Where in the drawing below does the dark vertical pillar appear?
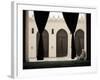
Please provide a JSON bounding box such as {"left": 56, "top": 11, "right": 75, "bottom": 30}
{"left": 63, "top": 12, "right": 79, "bottom": 59}
{"left": 72, "top": 34, "right": 76, "bottom": 58}
{"left": 37, "top": 33, "right": 44, "bottom": 60}
{"left": 34, "top": 11, "right": 49, "bottom": 60}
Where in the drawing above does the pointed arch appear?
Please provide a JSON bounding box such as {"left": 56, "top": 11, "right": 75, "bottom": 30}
{"left": 56, "top": 29, "right": 68, "bottom": 57}
{"left": 75, "top": 29, "right": 84, "bottom": 56}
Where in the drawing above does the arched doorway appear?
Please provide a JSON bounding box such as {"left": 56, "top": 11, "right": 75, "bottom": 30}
{"left": 37, "top": 30, "right": 49, "bottom": 57}
{"left": 56, "top": 29, "right": 68, "bottom": 57}
{"left": 75, "top": 29, "right": 84, "bottom": 56}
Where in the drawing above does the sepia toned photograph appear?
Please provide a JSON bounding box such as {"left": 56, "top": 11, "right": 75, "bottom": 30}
{"left": 11, "top": 1, "right": 97, "bottom": 78}
{"left": 23, "top": 10, "right": 91, "bottom": 69}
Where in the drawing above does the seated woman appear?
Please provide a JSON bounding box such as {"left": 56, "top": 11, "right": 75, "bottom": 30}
{"left": 74, "top": 49, "right": 87, "bottom": 61}
{"left": 79, "top": 49, "right": 87, "bottom": 60}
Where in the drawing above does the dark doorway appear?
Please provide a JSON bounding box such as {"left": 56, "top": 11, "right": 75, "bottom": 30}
{"left": 37, "top": 30, "right": 49, "bottom": 57}
{"left": 56, "top": 29, "right": 68, "bottom": 57}
{"left": 75, "top": 30, "right": 84, "bottom": 56}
